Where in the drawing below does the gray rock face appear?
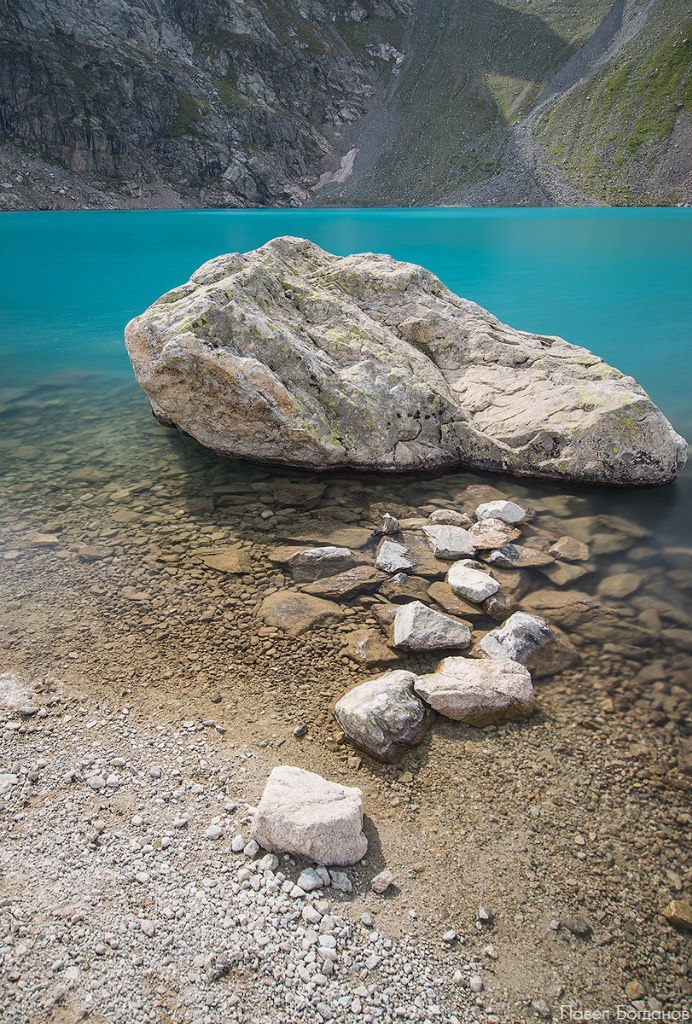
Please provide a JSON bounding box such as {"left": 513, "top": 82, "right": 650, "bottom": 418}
{"left": 0, "top": 0, "right": 412, "bottom": 210}
{"left": 476, "top": 501, "right": 526, "bottom": 524}
{"left": 376, "top": 540, "right": 413, "bottom": 574}
{"left": 333, "top": 670, "right": 433, "bottom": 762}
{"left": 125, "top": 237, "right": 687, "bottom": 486}
{"left": 251, "top": 765, "right": 367, "bottom": 866}
{"left": 393, "top": 601, "right": 472, "bottom": 651}
{"left": 414, "top": 658, "right": 535, "bottom": 725}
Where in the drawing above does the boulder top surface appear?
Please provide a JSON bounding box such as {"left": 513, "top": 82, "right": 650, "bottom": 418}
{"left": 125, "top": 236, "right": 687, "bottom": 486}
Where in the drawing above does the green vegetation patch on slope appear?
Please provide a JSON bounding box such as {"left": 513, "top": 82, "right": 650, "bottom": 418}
{"left": 536, "top": 6, "right": 691, "bottom": 205}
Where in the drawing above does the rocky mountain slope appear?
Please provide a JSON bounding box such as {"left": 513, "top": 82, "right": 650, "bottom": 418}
{"left": 0, "top": 0, "right": 412, "bottom": 210}
{"left": 315, "top": 0, "right": 691, "bottom": 207}
{"left": 0, "top": 0, "right": 689, "bottom": 210}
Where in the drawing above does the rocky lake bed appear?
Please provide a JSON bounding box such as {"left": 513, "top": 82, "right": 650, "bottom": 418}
{"left": 1, "top": 370, "right": 691, "bottom": 1024}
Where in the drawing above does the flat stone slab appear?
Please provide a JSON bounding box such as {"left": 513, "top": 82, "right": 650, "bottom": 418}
{"left": 197, "top": 547, "right": 252, "bottom": 574}
{"left": 302, "top": 565, "right": 386, "bottom": 600}
{"left": 251, "top": 765, "right": 367, "bottom": 865}
{"left": 259, "top": 591, "right": 345, "bottom": 636}
{"left": 422, "top": 524, "right": 477, "bottom": 560}
{"left": 125, "top": 236, "right": 687, "bottom": 485}
{"left": 414, "top": 658, "right": 534, "bottom": 725}
{"left": 486, "top": 544, "right": 554, "bottom": 568}
{"left": 268, "top": 545, "right": 356, "bottom": 582}
{"left": 468, "top": 518, "right": 520, "bottom": 550}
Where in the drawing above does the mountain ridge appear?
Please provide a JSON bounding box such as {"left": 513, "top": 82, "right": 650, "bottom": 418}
{"left": 0, "top": 0, "right": 689, "bottom": 210}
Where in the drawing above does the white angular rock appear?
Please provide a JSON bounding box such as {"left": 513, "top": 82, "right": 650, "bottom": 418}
{"left": 374, "top": 513, "right": 400, "bottom": 536}
{"left": 251, "top": 765, "right": 367, "bottom": 866}
{"left": 333, "top": 670, "right": 432, "bottom": 763}
{"left": 447, "top": 562, "right": 499, "bottom": 603}
{"left": 393, "top": 601, "right": 471, "bottom": 651}
{"left": 479, "top": 611, "right": 578, "bottom": 677}
{"left": 414, "top": 657, "right": 534, "bottom": 725}
{"left": 125, "top": 237, "right": 687, "bottom": 486}
{"left": 376, "top": 539, "right": 413, "bottom": 573}
{"left": 423, "top": 524, "right": 477, "bottom": 560}
{"left": 476, "top": 500, "right": 526, "bottom": 524}
{"left": 297, "top": 867, "right": 324, "bottom": 892}
{"left": 478, "top": 611, "right": 551, "bottom": 661}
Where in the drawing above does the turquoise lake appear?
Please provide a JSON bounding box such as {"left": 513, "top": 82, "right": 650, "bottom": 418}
{"left": 2, "top": 207, "right": 690, "bottom": 541}
{"left": 2, "top": 208, "right": 690, "bottom": 429}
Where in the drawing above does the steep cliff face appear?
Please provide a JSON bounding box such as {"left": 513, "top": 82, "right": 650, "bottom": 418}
{"left": 0, "top": 0, "right": 411, "bottom": 209}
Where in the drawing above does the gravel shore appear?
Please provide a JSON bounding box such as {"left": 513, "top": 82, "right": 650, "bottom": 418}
{"left": 1, "top": 672, "right": 484, "bottom": 1024}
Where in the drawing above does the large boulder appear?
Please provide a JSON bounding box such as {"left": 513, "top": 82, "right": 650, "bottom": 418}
{"left": 333, "top": 670, "right": 433, "bottom": 762}
{"left": 125, "top": 237, "right": 687, "bottom": 486}
{"left": 251, "top": 766, "right": 367, "bottom": 866}
{"left": 414, "top": 658, "right": 535, "bottom": 725}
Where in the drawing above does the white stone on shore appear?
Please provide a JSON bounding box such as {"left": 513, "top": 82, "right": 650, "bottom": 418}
{"left": 251, "top": 765, "right": 368, "bottom": 866}
{"left": 371, "top": 869, "right": 395, "bottom": 894}
{"left": 375, "top": 539, "right": 413, "bottom": 573}
{"left": 393, "top": 600, "right": 472, "bottom": 651}
{"left": 479, "top": 610, "right": 578, "bottom": 677}
{"left": 298, "top": 867, "right": 324, "bottom": 892}
{"left": 447, "top": 561, "right": 499, "bottom": 602}
{"left": 423, "top": 524, "right": 476, "bottom": 560}
{"left": 478, "top": 611, "right": 552, "bottom": 663}
{"left": 476, "top": 500, "right": 526, "bottom": 524}
{"left": 414, "top": 657, "right": 535, "bottom": 725}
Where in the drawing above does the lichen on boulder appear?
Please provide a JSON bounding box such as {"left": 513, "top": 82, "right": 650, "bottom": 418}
{"left": 125, "top": 236, "right": 687, "bottom": 486}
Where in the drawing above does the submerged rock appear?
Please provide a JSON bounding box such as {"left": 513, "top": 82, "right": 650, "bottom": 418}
{"left": 334, "top": 670, "right": 433, "bottom": 762}
{"left": 268, "top": 545, "right": 356, "bottom": 582}
{"left": 414, "top": 658, "right": 534, "bottom": 725}
{"left": 302, "top": 565, "right": 386, "bottom": 600}
{"left": 259, "top": 591, "right": 345, "bottom": 636}
{"left": 251, "top": 766, "right": 367, "bottom": 866}
{"left": 125, "top": 237, "right": 687, "bottom": 486}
